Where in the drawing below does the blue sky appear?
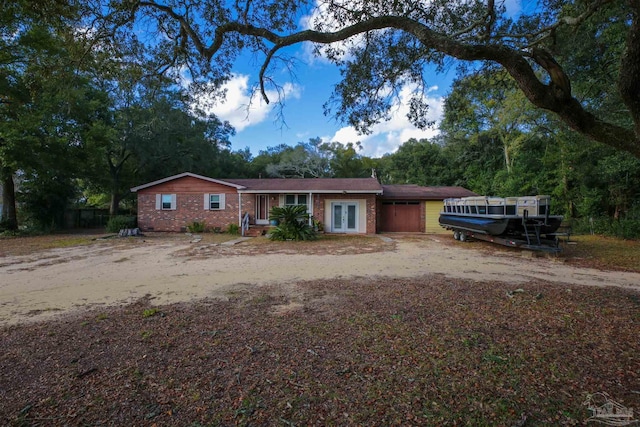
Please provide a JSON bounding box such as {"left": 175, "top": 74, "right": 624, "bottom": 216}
{"left": 200, "top": 47, "right": 455, "bottom": 159}
{"left": 195, "top": 0, "right": 529, "bottom": 159}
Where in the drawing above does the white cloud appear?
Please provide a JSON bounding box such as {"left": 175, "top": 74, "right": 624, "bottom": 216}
{"left": 504, "top": 0, "right": 523, "bottom": 17}
{"left": 328, "top": 85, "right": 444, "bottom": 158}
{"left": 299, "top": 0, "right": 365, "bottom": 64}
{"left": 193, "top": 75, "right": 301, "bottom": 132}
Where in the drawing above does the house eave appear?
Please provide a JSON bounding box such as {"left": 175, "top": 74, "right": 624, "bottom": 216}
{"left": 238, "top": 190, "right": 383, "bottom": 195}
{"left": 130, "top": 172, "right": 247, "bottom": 192}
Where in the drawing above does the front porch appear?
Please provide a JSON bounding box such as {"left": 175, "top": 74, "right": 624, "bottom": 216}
{"left": 240, "top": 192, "right": 376, "bottom": 235}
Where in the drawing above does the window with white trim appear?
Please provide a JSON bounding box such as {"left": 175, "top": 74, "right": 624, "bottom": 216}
{"left": 155, "top": 194, "right": 176, "bottom": 210}
{"left": 161, "top": 194, "right": 173, "bottom": 210}
{"left": 284, "top": 194, "right": 308, "bottom": 207}
{"left": 204, "top": 193, "right": 225, "bottom": 210}
{"left": 210, "top": 194, "right": 221, "bottom": 210}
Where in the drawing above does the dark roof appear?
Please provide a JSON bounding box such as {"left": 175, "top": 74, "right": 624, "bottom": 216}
{"left": 131, "top": 172, "right": 382, "bottom": 193}
{"left": 381, "top": 185, "right": 477, "bottom": 200}
{"left": 228, "top": 177, "right": 382, "bottom": 193}
{"left": 130, "top": 172, "right": 475, "bottom": 199}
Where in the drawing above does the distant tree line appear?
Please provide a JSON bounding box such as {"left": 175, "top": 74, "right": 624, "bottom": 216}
{"left": 1, "top": 1, "right": 638, "bottom": 238}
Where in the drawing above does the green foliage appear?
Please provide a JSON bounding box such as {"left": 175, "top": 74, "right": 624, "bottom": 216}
{"left": 572, "top": 218, "right": 640, "bottom": 240}
{"left": 253, "top": 139, "right": 375, "bottom": 179}
{"left": 227, "top": 223, "right": 240, "bottom": 235}
{"left": 106, "top": 216, "right": 136, "bottom": 233}
{"left": 0, "top": 218, "right": 17, "bottom": 234}
{"left": 265, "top": 138, "right": 330, "bottom": 178}
{"left": 268, "top": 205, "right": 317, "bottom": 241}
{"left": 3, "top": 0, "right": 639, "bottom": 235}
{"left": 380, "top": 138, "right": 453, "bottom": 185}
{"left": 142, "top": 308, "right": 159, "bottom": 318}
{"left": 187, "top": 221, "right": 207, "bottom": 233}
{"left": 18, "top": 173, "right": 78, "bottom": 232}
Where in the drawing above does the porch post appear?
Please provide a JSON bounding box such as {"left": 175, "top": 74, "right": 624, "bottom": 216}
{"left": 238, "top": 192, "right": 242, "bottom": 225}
{"left": 308, "top": 192, "right": 313, "bottom": 226}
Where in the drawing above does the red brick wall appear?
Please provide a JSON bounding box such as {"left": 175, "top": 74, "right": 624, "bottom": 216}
{"left": 137, "top": 177, "right": 240, "bottom": 232}
{"left": 365, "top": 194, "right": 377, "bottom": 234}
{"left": 135, "top": 175, "right": 380, "bottom": 233}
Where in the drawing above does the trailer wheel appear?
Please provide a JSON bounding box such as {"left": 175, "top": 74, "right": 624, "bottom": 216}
{"left": 453, "top": 230, "right": 460, "bottom": 240}
{"left": 459, "top": 231, "right": 467, "bottom": 242}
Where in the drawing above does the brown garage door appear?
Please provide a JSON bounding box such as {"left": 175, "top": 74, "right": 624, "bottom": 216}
{"left": 381, "top": 201, "right": 421, "bottom": 232}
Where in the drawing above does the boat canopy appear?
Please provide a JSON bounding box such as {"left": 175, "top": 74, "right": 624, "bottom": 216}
{"left": 443, "top": 195, "right": 551, "bottom": 216}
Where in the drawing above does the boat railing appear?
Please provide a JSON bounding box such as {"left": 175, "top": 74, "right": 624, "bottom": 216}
{"left": 443, "top": 196, "right": 551, "bottom": 217}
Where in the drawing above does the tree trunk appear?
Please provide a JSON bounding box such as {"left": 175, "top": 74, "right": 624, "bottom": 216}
{"left": 109, "top": 191, "right": 120, "bottom": 218}
{"left": 500, "top": 133, "right": 512, "bottom": 174}
{"left": 1, "top": 168, "right": 18, "bottom": 230}
{"left": 107, "top": 152, "right": 124, "bottom": 218}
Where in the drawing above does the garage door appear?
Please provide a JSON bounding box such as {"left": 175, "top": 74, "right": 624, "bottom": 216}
{"left": 381, "top": 201, "right": 421, "bottom": 232}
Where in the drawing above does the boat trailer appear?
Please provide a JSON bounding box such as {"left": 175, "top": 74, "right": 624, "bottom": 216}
{"left": 449, "top": 227, "right": 563, "bottom": 253}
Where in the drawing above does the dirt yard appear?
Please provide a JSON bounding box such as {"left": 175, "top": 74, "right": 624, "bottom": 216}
{"left": 1, "top": 233, "right": 639, "bottom": 325}
{"left": 2, "top": 233, "right": 640, "bottom": 426}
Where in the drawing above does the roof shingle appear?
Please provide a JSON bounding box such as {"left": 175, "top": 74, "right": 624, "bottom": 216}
{"left": 381, "top": 185, "right": 477, "bottom": 200}
{"left": 226, "top": 177, "right": 382, "bottom": 193}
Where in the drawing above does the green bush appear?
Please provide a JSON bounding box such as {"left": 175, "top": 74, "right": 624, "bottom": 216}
{"left": 268, "top": 205, "right": 317, "bottom": 241}
{"left": 227, "top": 223, "right": 240, "bottom": 235}
{"left": 0, "top": 219, "right": 13, "bottom": 233}
{"left": 106, "top": 215, "right": 136, "bottom": 233}
{"left": 187, "top": 220, "right": 207, "bottom": 233}
{"left": 572, "top": 217, "right": 640, "bottom": 240}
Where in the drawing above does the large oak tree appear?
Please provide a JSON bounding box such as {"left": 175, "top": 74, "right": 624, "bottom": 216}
{"left": 94, "top": 0, "right": 640, "bottom": 158}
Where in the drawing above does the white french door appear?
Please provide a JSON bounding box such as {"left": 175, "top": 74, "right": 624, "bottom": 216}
{"left": 331, "top": 202, "right": 358, "bottom": 233}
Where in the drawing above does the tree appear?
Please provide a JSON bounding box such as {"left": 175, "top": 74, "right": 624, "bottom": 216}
{"left": 265, "top": 138, "right": 330, "bottom": 178}
{"left": 321, "top": 141, "right": 373, "bottom": 178}
{"left": 96, "top": 0, "right": 640, "bottom": 158}
{"left": 261, "top": 138, "right": 376, "bottom": 178}
{"left": 443, "top": 70, "right": 536, "bottom": 174}
{"left": 1, "top": 1, "right": 101, "bottom": 229}
{"left": 380, "top": 138, "right": 452, "bottom": 186}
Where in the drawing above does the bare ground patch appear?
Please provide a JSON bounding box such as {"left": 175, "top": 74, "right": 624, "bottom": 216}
{"left": 175, "top": 234, "right": 396, "bottom": 258}
{"left": 1, "top": 276, "right": 638, "bottom": 426}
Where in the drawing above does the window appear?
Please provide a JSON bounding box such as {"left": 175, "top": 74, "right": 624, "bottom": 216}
{"left": 161, "top": 195, "right": 172, "bottom": 209}
{"left": 284, "top": 194, "right": 308, "bottom": 207}
{"left": 204, "top": 193, "right": 225, "bottom": 210}
{"left": 210, "top": 194, "right": 220, "bottom": 210}
{"left": 155, "top": 194, "right": 176, "bottom": 210}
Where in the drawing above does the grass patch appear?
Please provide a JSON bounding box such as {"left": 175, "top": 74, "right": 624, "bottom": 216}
{"left": 142, "top": 308, "right": 159, "bottom": 318}
{"left": 562, "top": 234, "right": 640, "bottom": 272}
{"left": 438, "top": 230, "right": 640, "bottom": 273}
{"left": 0, "top": 234, "right": 102, "bottom": 256}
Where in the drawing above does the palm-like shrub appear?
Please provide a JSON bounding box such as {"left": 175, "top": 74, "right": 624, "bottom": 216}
{"left": 269, "top": 205, "right": 317, "bottom": 241}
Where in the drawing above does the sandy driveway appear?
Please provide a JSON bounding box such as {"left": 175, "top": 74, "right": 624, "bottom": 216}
{"left": 1, "top": 235, "right": 639, "bottom": 325}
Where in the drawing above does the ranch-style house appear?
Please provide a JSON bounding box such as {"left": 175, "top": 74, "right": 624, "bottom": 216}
{"left": 130, "top": 172, "right": 476, "bottom": 234}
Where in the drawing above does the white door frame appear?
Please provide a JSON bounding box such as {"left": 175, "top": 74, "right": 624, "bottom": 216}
{"left": 331, "top": 201, "right": 359, "bottom": 233}
{"left": 255, "top": 194, "right": 270, "bottom": 225}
